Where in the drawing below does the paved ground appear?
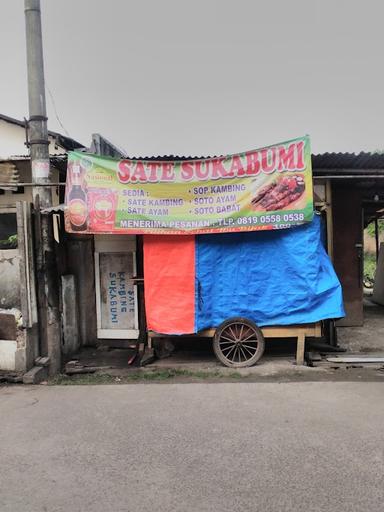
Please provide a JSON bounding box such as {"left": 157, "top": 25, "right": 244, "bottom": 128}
{"left": 0, "top": 382, "right": 383, "bottom": 512}
{"left": 338, "top": 300, "right": 384, "bottom": 353}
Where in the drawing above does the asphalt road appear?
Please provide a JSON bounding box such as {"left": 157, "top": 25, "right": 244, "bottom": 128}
{"left": 0, "top": 382, "right": 383, "bottom": 512}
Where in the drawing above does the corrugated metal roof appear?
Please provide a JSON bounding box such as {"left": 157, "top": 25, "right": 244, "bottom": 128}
{"left": 312, "top": 152, "right": 384, "bottom": 169}
{"left": 9, "top": 150, "right": 384, "bottom": 176}
{"left": 139, "top": 152, "right": 384, "bottom": 176}
{"left": 75, "top": 150, "right": 384, "bottom": 170}
{"left": 41, "top": 204, "right": 65, "bottom": 213}
{"left": 138, "top": 152, "right": 384, "bottom": 170}
{"left": 118, "top": 155, "right": 218, "bottom": 161}
{"left": 2, "top": 114, "right": 382, "bottom": 170}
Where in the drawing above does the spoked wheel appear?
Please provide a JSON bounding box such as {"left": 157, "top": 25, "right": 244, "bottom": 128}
{"left": 213, "top": 317, "right": 265, "bottom": 368}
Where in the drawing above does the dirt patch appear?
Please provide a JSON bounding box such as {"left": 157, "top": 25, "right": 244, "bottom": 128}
{"left": 48, "top": 365, "right": 384, "bottom": 385}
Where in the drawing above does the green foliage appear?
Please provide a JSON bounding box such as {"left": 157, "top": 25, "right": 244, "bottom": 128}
{"left": 364, "top": 252, "right": 377, "bottom": 281}
{"left": 0, "top": 234, "right": 17, "bottom": 249}
{"left": 366, "top": 220, "right": 384, "bottom": 238}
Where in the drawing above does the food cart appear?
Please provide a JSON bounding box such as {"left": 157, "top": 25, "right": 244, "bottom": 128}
{"left": 65, "top": 136, "right": 345, "bottom": 367}
{"left": 143, "top": 213, "right": 343, "bottom": 367}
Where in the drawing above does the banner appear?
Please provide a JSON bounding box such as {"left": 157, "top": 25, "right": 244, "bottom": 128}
{"left": 65, "top": 135, "right": 313, "bottom": 235}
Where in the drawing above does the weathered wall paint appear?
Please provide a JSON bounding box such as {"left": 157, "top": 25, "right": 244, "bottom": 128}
{"left": 0, "top": 249, "right": 20, "bottom": 309}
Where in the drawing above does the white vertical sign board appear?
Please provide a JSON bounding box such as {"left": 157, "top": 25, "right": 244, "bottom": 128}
{"left": 99, "top": 253, "right": 136, "bottom": 329}
{"left": 94, "top": 235, "right": 139, "bottom": 339}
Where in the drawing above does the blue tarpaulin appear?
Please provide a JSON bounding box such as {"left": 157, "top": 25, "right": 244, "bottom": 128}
{"left": 195, "top": 214, "right": 345, "bottom": 330}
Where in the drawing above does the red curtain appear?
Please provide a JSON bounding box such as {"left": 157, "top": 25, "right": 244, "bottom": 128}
{"left": 143, "top": 235, "right": 195, "bottom": 334}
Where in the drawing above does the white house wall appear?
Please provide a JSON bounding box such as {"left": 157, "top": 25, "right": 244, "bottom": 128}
{"left": 0, "top": 120, "right": 27, "bottom": 158}
{"left": 0, "top": 118, "right": 68, "bottom": 159}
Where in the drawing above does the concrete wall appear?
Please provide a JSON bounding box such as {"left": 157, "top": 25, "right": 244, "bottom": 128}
{"left": 0, "top": 234, "right": 38, "bottom": 373}
{"left": 0, "top": 249, "right": 20, "bottom": 309}
{"left": 0, "top": 336, "right": 28, "bottom": 372}
{"left": 0, "top": 309, "right": 38, "bottom": 372}
{"left": 0, "top": 250, "right": 37, "bottom": 372}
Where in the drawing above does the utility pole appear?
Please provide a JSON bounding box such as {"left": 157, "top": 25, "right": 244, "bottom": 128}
{"left": 24, "top": 0, "right": 61, "bottom": 375}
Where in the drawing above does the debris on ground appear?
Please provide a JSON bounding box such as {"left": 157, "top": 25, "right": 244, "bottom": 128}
{"left": 140, "top": 348, "right": 156, "bottom": 367}
{"left": 0, "top": 371, "right": 23, "bottom": 383}
{"left": 326, "top": 356, "right": 384, "bottom": 364}
{"left": 65, "top": 360, "right": 113, "bottom": 375}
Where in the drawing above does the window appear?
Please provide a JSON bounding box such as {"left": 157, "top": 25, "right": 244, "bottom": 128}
{"left": 0, "top": 213, "right": 17, "bottom": 248}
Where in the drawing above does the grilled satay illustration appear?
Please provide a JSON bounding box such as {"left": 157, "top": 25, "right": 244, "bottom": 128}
{"left": 251, "top": 175, "right": 305, "bottom": 211}
{"left": 251, "top": 181, "right": 277, "bottom": 205}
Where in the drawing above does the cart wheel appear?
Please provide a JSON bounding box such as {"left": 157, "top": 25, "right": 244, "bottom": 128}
{"left": 213, "top": 317, "right": 265, "bottom": 368}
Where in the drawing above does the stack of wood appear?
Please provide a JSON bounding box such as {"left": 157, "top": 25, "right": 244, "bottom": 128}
{"left": 0, "top": 162, "right": 19, "bottom": 191}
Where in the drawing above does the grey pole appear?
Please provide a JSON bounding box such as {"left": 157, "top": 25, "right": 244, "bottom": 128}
{"left": 24, "top": 0, "right": 51, "bottom": 207}
{"left": 24, "top": 0, "right": 61, "bottom": 375}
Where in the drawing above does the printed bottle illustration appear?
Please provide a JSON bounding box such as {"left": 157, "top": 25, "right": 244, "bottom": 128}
{"left": 68, "top": 162, "right": 88, "bottom": 231}
{"left": 88, "top": 188, "right": 118, "bottom": 231}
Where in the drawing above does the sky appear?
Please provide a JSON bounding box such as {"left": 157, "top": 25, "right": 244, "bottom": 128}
{"left": 1, "top": 0, "right": 384, "bottom": 156}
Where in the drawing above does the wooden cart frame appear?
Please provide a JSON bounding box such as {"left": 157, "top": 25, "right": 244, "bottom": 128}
{"left": 147, "top": 322, "right": 322, "bottom": 367}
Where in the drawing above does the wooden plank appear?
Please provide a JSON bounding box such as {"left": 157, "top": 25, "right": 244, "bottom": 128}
{"left": 314, "top": 323, "right": 322, "bottom": 337}
{"left": 372, "top": 243, "right": 384, "bottom": 305}
{"left": 263, "top": 326, "right": 305, "bottom": 337}
{"left": 296, "top": 331, "right": 306, "bottom": 365}
{"left": 94, "top": 234, "right": 136, "bottom": 253}
{"left": 148, "top": 323, "right": 322, "bottom": 339}
{"left": 97, "top": 329, "right": 139, "bottom": 339}
{"left": 61, "top": 275, "right": 80, "bottom": 355}
{"left": 32, "top": 196, "right": 48, "bottom": 357}
{"left": 16, "top": 201, "right": 38, "bottom": 328}
{"left": 198, "top": 329, "right": 216, "bottom": 337}
{"left": 325, "top": 179, "right": 334, "bottom": 261}
{"left": 147, "top": 323, "right": 322, "bottom": 367}
{"left": 94, "top": 252, "right": 101, "bottom": 331}
{"left": 332, "top": 185, "right": 363, "bottom": 326}
{"left": 16, "top": 202, "right": 30, "bottom": 328}
{"left": 327, "top": 357, "right": 384, "bottom": 364}
{"left": 25, "top": 202, "right": 38, "bottom": 325}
